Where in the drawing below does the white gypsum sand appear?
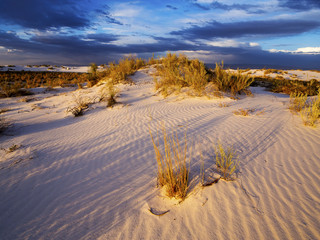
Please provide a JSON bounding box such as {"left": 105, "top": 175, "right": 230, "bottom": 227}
{"left": 0, "top": 67, "right": 320, "bottom": 239}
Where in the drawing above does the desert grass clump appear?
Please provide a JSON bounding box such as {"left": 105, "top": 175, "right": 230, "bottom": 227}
{"left": 155, "top": 53, "right": 209, "bottom": 96}
{"left": 215, "top": 142, "right": 239, "bottom": 180}
{"left": 0, "top": 117, "right": 11, "bottom": 134}
{"left": 233, "top": 108, "right": 255, "bottom": 116}
{"left": 67, "top": 94, "right": 92, "bottom": 117}
{"left": 212, "top": 62, "right": 254, "bottom": 96}
{"left": 289, "top": 91, "right": 308, "bottom": 113}
{"left": 300, "top": 91, "right": 320, "bottom": 127}
{"left": 149, "top": 126, "right": 190, "bottom": 200}
{"left": 103, "top": 56, "right": 146, "bottom": 85}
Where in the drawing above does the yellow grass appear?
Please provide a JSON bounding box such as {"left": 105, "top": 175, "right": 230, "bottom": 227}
{"left": 149, "top": 126, "right": 190, "bottom": 200}
{"left": 215, "top": 142, "right": 239, "bottom": 180}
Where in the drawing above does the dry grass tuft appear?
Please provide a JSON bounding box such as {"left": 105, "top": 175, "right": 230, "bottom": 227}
{"left": 289, "top": 91, "right": 308, "bottom": 112}
{"left": 0, "top": 117, "right": 11, "bottom": 134}
{"left": 155, "top": 53, "right": 209, "bottom": 97}
{"left": 215, "top": 142, "right": 239, "bottom": 180}
{"left": 300, "top": 91, "right": 320, "bottom": 127}
{"left": 149, "top": 126, "right": 190, "bottom": 200}
{"left": 218, "top": 102, "right": 231, "bottom": 108}
{"left": 233, "top": 108, "right": 256, "bottom": 116}
{"left": 212, "top": 62, "right": 254, "bottom": 96}
{"left": 67, "top": 93, "right": 92, "bottom": 117}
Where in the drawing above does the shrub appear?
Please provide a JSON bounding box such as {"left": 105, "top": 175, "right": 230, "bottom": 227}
{"left": 300, "top": 91, "right": 320, "bottom": 127}
{"left": 289, "top": 92, "right": 308, "bottom": 112}
{"left": 102, "top": 56, "right": 146, "bottom": 85}
{"left": 215, "top": 142, "right": 239, "bottom": 180}
{"left": 212, "top": 62, "right": 254, "bottom": 96}
{"left": 0, "top": 117, "right": 11, "bottom": 134}
{"left": 233, "top": 108, "right": 256, "bottom": 116}
{"left": 67, "top": 94, "right": 92, "bottom": 117}
{"left": 149, "top": 126, "right": 190, "bottom": 200}
{"left": 155, "top": 53, "right": 209, "bottom": 96}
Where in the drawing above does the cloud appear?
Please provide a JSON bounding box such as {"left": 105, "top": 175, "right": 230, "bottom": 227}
{"left": 166, "top": 5, "right": 178, "bottom": 10}
{"left": 171, "top": 19, "right": 320, "bottom": 39}
{"left": 0, "top": 0, "right": 92, "bottom": 30}
{"left": 279, "top": 0, "right": 320, "bottom": 10}
{"left": 269, "top": 47, "right": 320, "bottom": 54}
{"left": 191, "top": 0, "right": 264, "bottom": 13}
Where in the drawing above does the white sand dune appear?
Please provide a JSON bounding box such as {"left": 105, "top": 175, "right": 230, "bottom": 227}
{"left": 0, "top": 67, "right": 320, "bottom": 239}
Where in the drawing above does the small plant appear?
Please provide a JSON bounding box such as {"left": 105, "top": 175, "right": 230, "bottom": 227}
{"left": 215, "top": 142, "right": 238, "bottom": 180}
{"left": 300, "top": 92, "right": 320, "bottom": 127}
{"left": 212, "top": 62, "right": 254, "bottom": 96}
{"left": 233, "top": 108, "right": 255, "bottom": 116}
{"left": 67, "top": 94, "right": 91, "bottom": 117}
{"left": 155, "top": 53, "right": 209, "bottom": 96}
{"left": 0, "top": 108, "right": 10, "bottom": 114}
{"left": 0, "top": 117, "right": 11, "bottom": 134}
{"left": 289, "top": 91, "right": 308, "bottom": 112}
{"left": 218, "top": 102, "right": 231, "bottom": 108}
{"left": 149, "top": 126, "right": 190, "bottom": 200}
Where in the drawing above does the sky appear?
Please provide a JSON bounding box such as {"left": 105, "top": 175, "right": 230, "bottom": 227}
{"left": 0, "top": 0, "right": 320, "bottom": 69}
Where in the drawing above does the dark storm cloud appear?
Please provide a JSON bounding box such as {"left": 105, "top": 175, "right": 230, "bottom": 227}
{"left": 279, "top": 0, "right": 320, "bottom": 10}
{"left": 0, "top": 0, "right": 90, "bottom": 30}
{"left": 0, "top": 0, "right": 122, "bottom": 30}
{"left": 166, "top": 5, "right": 178, "bottom": 10}
{"left": 171, "top": 19, "right": 320, "bottom": 39}
{"left": 1, "top": 30, "right": 320, "bottom": 69}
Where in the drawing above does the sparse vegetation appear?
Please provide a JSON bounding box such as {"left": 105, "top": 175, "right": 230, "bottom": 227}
{"left": 253, "top": 77, "right": 320, "bottom": 96}
{"left": 212, "top": 62, "right": 254, "bottom": 96}
{"left": 0, "top": 116, "right": 11, "bottom": 134}
{"left": 155, "top": 53, "right": 209, "bottom": 96}
{"left": 215, "top": 142, "right": 239, "bottom": 180}
{"left": 300, "top": 91, "right": 320, "bottom": 127}
{"left": 67, "top": 93, "right": 92, "bottom": 117}
{"left": 103, "top": 56, "right": 146, "bottom": 85}
{"left": 233, "top": 108, "right": 256, "bottom": 116}
{"left": 289, "top": 92, "right": 308, "bottom": 112}
{"left": 149, "top": 126, "right": 190, "bottom": 200}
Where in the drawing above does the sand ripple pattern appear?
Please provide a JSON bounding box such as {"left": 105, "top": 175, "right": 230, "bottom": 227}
{"left": 0, "top": 69, "right": 319, "bottom": 240}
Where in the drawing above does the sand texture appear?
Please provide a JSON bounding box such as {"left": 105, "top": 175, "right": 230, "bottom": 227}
{"left": 1, "top": 67, "right": 320, "bottom": 239}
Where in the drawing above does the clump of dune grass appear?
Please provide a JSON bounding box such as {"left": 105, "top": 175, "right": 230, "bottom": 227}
{"left": 103, "top": 55, "right": 146, "bottom": 85}
{"left": 300, "top": 91, "right": 320, "bottom": 127}
{"left": 0, "top": 117, "right": 11, "bottom": 134}
{"left": 289, "top": 91, "right": 308, "bottom": 113}
{"left": 212, "top": 62, "right": 254, "bottom": 96}
{"left": 155, "top": 53, "right": 209, "bottom": 97}
{"left": 149, "top": 126, "right": 190, "bottom": 200}
{"left": 215, "top": 142, "right": 239, "bottom": 180}
{"left": 218, "top": 102, "right": 231, "bottom": 108}
{"left": 67, "top": 94, "right": 92, "bottom": 117}
{"left": 233, "top": 108, "right": 255, "bottom": 116}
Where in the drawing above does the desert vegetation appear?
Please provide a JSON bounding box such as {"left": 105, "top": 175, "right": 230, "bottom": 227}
{"left": 212, "top": 62, "right": 254, "bottom": 96}
{"left": 149, "top": 126, "right": 190, "bottom": 200}
{"left": 0, "top": 116, "right": 11, "bottom": 134}
{"left": 289, "top": 90, "right": 320, "bottom": 127}
{"left": 154, "top": 54, "right": 254, "bottom": 97}
{"left": 215, "top": 142, "right": 239, "bottom": 180}
{"left": 154, "top": 53, "right": 209, "bottom": 96}
{"left": 253, "top": 77, "right": 320, "bottom": 96}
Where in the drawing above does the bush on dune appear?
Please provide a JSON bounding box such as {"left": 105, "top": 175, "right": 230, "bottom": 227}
{"left": 155, "top": 53, "right": 209, "bottom": 96}
{"left": 212, "top": 61, "right": 254, "bottom": 96}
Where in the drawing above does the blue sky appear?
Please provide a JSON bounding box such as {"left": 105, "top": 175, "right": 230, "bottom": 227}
{"left": 0, "top": 0, "right": 320, "bottom": 68}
